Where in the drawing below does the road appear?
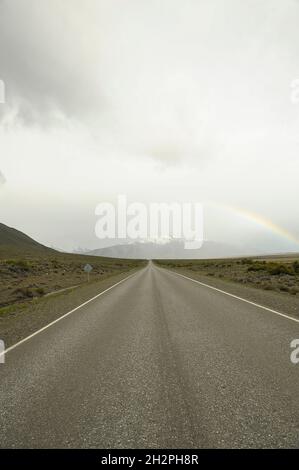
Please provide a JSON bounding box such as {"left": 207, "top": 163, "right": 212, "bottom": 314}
{"left": 0, "top": 262, "right": 299, "bottom": 448}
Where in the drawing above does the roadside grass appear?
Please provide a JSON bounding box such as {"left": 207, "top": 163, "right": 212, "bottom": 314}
{"left": 155, "top": 256, "right": 299, "bottom": 297}
{"left": 0, "top": 266, "right": 144, "bottom": 347}
{"left": 0, "top": 302, "right": 28, "bottom": 317}
{"left": 0, "top": 252, "right": 146, "bottom": 309}
{"left": 0, "top": 264, "right": 143, "bottom": 319}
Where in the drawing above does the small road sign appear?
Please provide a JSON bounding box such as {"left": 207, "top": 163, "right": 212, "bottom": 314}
{"left": 84, "top": 264, "right": 93, "bottom": 282}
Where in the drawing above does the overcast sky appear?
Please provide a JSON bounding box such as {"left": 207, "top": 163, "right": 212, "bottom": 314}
{"left": 0, "top": 0, "right": 299, "bottom": 253}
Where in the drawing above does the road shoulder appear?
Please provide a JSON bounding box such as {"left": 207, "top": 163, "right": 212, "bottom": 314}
{"left": 0, "top": 268, "right": 141, "bottom": 348}
{"left": 160, "top": 266, "right": 299, "bottom": 319}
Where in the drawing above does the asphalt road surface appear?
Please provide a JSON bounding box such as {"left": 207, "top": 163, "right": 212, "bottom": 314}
{"left": 1, "top": 262, "right": 299, "bottom": 448}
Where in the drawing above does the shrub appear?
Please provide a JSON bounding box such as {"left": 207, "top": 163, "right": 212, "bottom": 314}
{"left": 247, "top": 263, "right": 265, "bottom": 272}
{"left": 6, "top": 259, "right": 30, "bottom": 271}
{"left": 15, "top": 287, "right": 34, "bottom": 298}
{"left": 290, "top": 287, "right": 299, "bottom": 295}
{"left": 261, "top": 282, "right": 273, "bottom": 291}
{"left": 241, "top": 258, "right": 253, "bottom": 265}
{"left": 247, "top": 261, "right": 295, "bottom": 276}
{"left": 293, "top": 261, "right": 299, "bottom": 273}
{"left": 36, "top": 287, "right": 45, "bottom": 296}
{"left": 267, "top": 264, "right": 294, "bottom": 276}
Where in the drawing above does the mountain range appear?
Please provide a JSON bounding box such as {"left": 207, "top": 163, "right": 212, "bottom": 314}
{"left": 1, "top": 222, "right": 295, "bottom": 261}
{"left": 86, "top": 240, "right": 254, "bottom": 259}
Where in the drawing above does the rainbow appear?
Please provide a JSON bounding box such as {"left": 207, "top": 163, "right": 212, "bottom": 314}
{"left": 206, "top": 202, "right": 299, "bottom": 246}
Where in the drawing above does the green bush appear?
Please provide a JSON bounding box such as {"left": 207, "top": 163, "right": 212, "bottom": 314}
{"left": 267, "top": 264, "right": 294, "bottom": 276}
{"left": 15, "top": 287, "right": 34, "bottom": 298}
{"left": 36, "top": 287, "right": 45, "bottom": 296}
{"left": 289, "top": 287, "right": 299, "bottom": 295}
{"left": 247, "top": 263, "right": 265, "bottom": 272}
{"left": 6, "top": 259, "right": 30, "bottom": 271}
{"left": 241, "top": 258, "right": 253, "bottom": 265}
{"left": 248, "top": 262, "right": 295, "bottom": 276}
{"left": 293, "top": 261, "right": 299, "bottom": 273}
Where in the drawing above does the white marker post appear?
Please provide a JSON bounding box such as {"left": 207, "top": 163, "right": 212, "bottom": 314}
{"left": 0, "top": 340, "right": 5, "bottom": 364}
{"left": 84, "top": 264, "right": 93, "bottom": 282}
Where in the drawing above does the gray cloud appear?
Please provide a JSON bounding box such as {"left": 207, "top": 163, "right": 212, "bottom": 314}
{"left": 0, "top": 0, "right": 299, "bottom": 252}
{"left": 0, "top": 0, "right": 104, "bottom": 125}
{"left": 1, "top": 0, "right": 298, "bottom": 159}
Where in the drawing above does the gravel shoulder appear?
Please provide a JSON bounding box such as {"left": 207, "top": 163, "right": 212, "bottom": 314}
{"left": 161, "top": 267, "right": 299, "bottom": 319}
{"left": 0, "top": 267, "right": 141, "bottom": 348}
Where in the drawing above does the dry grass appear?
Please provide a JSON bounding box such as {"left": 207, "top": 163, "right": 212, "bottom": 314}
{"left": 0, "top": 252, "right": 145, "bottom": 309}
{"left": 155, "top": 255, "right": 299, "bottom": 296}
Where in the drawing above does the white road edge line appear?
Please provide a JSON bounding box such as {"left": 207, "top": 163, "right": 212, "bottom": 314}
{"left": 163, "top": 267, "right": 299, "bottom": 324}
{"left": 0, "top": 271, "right": 137, "bottom": 358}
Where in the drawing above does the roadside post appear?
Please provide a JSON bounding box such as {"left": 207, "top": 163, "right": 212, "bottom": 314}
{"left": 84, "top": 264, "right": 93, "bottom": 282}
{"left": 0, "top": 339, "right": 5, "bottom": 364}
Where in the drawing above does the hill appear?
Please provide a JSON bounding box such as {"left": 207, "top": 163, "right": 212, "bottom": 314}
{"left": 0, "top": 223, "right": 55, "bottom": 258}
{"left": 0, "top": 222, "right": 145, "bottom": 308}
